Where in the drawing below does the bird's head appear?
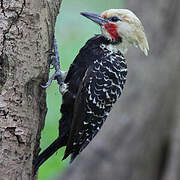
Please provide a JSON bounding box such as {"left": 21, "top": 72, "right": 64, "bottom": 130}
{"left": 81, "top": 9, "right": 149, "bottom": 56}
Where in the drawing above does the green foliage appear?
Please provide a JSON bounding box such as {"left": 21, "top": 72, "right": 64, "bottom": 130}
{"left": 39, "top": 0, "right": 124, "bottom": 179}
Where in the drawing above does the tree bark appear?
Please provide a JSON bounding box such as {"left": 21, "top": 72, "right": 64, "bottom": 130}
{"left": 0, "top": 0, "right": 62, "bottom": 179}
{"left": 60, "top": 0, "right": 180, "bottom": 180}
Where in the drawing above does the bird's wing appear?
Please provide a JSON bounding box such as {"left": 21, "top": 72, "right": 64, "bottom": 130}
{"left": 62, "top": 58, "right": 124, "bottom": 160}
{"left": 62, "top": 66, "right": 93, "bottom": 160}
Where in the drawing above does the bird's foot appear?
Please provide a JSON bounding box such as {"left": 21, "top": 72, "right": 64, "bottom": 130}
{"left": 41, "top": 38, "right": 63, "bottom": 88}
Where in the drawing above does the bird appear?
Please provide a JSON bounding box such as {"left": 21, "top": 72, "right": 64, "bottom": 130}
{"left": 33, "top": 8, "right": 149, "bottom": 173}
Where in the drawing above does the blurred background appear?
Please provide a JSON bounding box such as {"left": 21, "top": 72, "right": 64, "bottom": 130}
{"left": 39, "top": 0, "right": 180, "bottom": 180}
{"left": 39, "top": 0, "right": 124, "bottom": 179}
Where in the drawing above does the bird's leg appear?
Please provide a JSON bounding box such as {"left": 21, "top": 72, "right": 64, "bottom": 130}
{"left": 41, "top": 38, "right": 67, "bottom": 88}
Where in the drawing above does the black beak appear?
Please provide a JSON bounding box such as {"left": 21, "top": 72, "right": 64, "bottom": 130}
{"left": 80, "top": 12, "right": 108, "bottom": 26}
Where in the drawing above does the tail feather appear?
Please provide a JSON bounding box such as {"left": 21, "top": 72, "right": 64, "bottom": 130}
{"left": 33, "top": 136, "right": 67, "bottom": 175}
{"left": 70, "top": 152, "right": 79, "bottom": 163}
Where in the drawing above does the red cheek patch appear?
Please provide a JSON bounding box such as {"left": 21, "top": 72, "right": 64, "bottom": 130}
{"left": 104, "top": 23, "right": 120, "bottom": 40}
{"left": 102, "top": 14, "right": 107, "bottom": 18}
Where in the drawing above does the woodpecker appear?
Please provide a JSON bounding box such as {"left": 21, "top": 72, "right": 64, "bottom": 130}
{"left": 33, "top": 9, "right": 149, "bottom": 173}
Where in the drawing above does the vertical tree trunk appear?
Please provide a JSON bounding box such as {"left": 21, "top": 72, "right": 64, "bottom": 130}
{"left": 60, "top": 0, "right": 180, "bottom": 180}
{"left": 0, "top": 0, "right": 62, "bottom": 179}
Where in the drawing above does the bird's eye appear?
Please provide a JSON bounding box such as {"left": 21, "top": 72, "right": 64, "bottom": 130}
{"left": 110, "top": 16, "right": 120, "bottom": 22}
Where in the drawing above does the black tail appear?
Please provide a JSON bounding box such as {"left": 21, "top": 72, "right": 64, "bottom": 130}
{"left": 33, "top": 136, "right": 67, "bottom": 175}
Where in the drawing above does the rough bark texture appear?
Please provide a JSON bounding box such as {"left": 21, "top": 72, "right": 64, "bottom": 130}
{"left": 60, "top": 0, "right": 180, "bottom": 180}
{"left": 0, "top": 0, "right": 62, "bottom": 179}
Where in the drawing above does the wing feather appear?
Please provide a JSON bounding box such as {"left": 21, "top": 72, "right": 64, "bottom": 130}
{"left": 62, "top": 67, "right": 93, "bottom": 160}
{"left": 62, "top": 49, "right": 127, "bottom": 161}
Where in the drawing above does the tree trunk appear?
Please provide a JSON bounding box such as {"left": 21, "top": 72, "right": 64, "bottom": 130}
{"left": 60, "top": 0, "right": 180, "bottom": 180}
{"left": 0, "top": 0, "right": 62, "bottom": 179}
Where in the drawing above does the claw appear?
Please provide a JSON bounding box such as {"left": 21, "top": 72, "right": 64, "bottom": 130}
{"left": 41, "top": 38, "right": 64, "bottom": 88}
{"left": 41, "top": 70, "right": 61, "bottom": 88}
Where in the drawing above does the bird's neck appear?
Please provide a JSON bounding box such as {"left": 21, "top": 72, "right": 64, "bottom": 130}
{"left": 116, "top": 39, "right": 131, "bottom": 55}
{"left": 103, "top": 37, "right": 130, "bottom": 55}
{"left": 90, "top": 34, "right": 129, "bottom": 55}
{"left": 100, "top": 33, "right": 130, "bottom": 55}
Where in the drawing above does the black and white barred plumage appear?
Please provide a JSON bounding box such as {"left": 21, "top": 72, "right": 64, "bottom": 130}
{"left": 62, "top": 35, "right": 127, "bottom": 161}
{"left": 33, "top": 35, "right": 127, "bottom": 172}
{"left": 33, "top": 9, "right": 149, "bottom": 173}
